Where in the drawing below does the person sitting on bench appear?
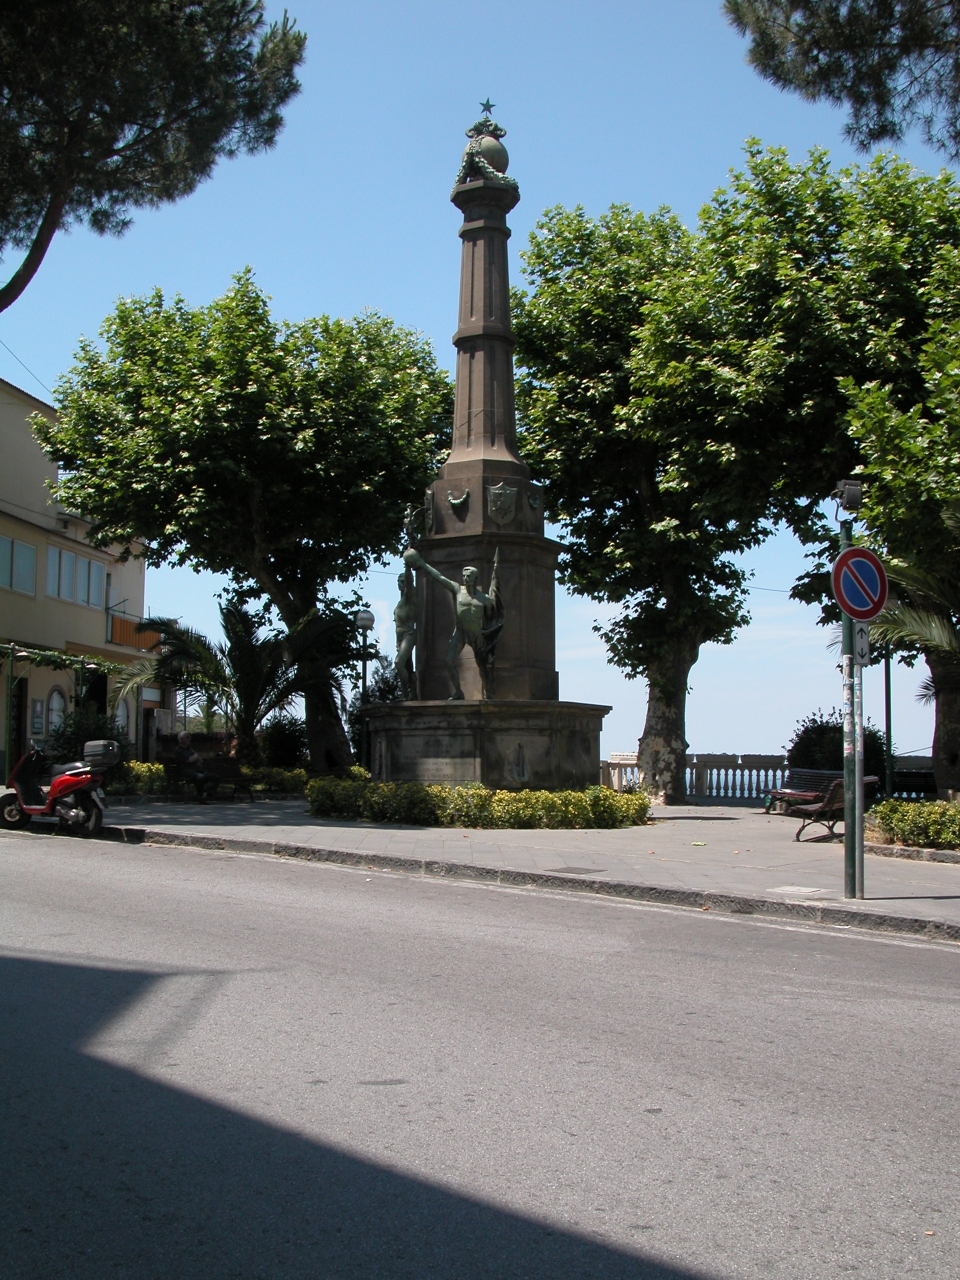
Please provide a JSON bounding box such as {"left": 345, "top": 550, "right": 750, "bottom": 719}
{"left": 174, "top": 731, "right": 212, "bottom": 803}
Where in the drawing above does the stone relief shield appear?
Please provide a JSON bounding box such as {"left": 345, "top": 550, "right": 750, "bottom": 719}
{"left": 486, "top": 482, "right": 517, "bottom": 527}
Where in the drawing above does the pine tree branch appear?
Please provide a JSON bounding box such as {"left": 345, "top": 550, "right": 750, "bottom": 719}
{"left": 0, "top": 190, "right": 66, "bottom": 314}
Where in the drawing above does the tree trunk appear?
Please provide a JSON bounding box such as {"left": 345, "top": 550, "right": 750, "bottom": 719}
{"left": 636, "top": 638, "right": 700, "bottom": 804}
{"left": 234, "top": 731, "right": 261, "bottom": 767}
{"left": 301, "top": 659, "right": 352, "bottom": 774}
{"left": 0, "top": 191, "right": 67, "bottom": 314}
{"left": 926, "top": 651, "right": 960, "bottom": 797}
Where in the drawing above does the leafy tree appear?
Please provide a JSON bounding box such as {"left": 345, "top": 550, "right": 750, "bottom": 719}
{"left": 514, "top": 205, "right": 747, "bottom": 803}
{"left": 0, "top": 0, "right": 305, "bottom": 311}
{"left": 725, "top": 1, "right": 960, "bottom": 160}
{"left": 513, "top": 146, "right": 960, "bottom": 801}
{"left": 844, "top": 321, "right": 960, "bottom": 790}
{"left": 36, "top": 272, "right": 453, "bottom": 771}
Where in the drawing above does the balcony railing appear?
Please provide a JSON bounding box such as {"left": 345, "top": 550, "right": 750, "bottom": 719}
{"left": 107, "top": 612, "right": 161, "bottom": 652}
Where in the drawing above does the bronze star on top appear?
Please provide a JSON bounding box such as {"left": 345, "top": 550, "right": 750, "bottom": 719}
{"left": 479, "top": 99, "right": 495, "bottom": 116}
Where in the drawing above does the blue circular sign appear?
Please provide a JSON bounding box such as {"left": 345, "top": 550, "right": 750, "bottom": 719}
{"left": 832, "top": 548, "right": 888, "bottom": 621}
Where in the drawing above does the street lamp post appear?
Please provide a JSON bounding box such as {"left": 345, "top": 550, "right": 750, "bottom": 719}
{"left": 354, "top": 608, "right": 375, "bottom": 768}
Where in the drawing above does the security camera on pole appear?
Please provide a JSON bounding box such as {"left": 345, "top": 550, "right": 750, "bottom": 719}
{"left": 830, "top": 481, "right": 888, "bottom": 900}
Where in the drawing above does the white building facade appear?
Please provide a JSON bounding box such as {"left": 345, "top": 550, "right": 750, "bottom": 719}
{"left": 0, "top": 377, "right": 172, "bottom": 774}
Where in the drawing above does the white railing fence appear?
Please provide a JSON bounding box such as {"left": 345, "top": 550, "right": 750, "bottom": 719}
{"left": 603, "top": 753, "right": 940, "bottom": 799}
{"left": 604, "top": 753, "right": 788, "bottom": 800}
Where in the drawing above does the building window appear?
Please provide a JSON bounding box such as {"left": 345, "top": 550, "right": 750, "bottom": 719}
{"left": 48, "top": 689, "right": 66, "bottom": 733}
{"left": 11, "top": 541, "right": 35, "bottom": 595}
{"left": 59, "top": 549, "right": 76, "bottom": 601}
{"left": 90, "top": 560, "right": 104, "bottom": 609}
{"left": 46, "top": 546, "right": 105, "bottom": 607}
{"left": 115, "top": 697, "right": 130, "bottom": 739}
{"left": 2, "top": 537, "right": 36, "bottom": 594}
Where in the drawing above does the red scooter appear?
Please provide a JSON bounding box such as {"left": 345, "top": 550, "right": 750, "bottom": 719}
{"left": 1, "top": 739, "right": 119, "bottom": 837}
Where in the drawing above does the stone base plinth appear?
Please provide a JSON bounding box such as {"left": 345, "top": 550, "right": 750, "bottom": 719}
{"left": 361, "top": 700, "right": 610, "bottom": 792}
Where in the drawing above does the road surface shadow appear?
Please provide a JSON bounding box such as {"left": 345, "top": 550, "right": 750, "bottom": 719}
{"left": 0, "top": 954, "right": 715, "bottom": 1280}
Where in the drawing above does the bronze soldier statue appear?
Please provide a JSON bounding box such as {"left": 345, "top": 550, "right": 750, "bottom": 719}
{"left": 394, "top": 564, "right": 418, "bottom": 700}
{"left": 404, "top": 547, "right": 503, "bottom": 700}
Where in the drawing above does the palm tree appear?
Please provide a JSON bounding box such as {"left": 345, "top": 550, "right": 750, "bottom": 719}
{"left": 870, "top": 559, "right": 960, "bottom": 794}
{"left": 114, "top": 601, "right": 302, "bottom": 764}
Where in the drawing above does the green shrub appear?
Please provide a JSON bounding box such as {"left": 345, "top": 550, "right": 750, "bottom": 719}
{"left": 258, "top": 715, "right": 308, "bottom": 767}
{"left": 240, "top": 766, "right": 308, "bottom": 793}
{"left": 364, "top": 781, "right": 441, "bottom": 825}
{"left": 107, "top": 760, "right": 166, "bottom": 795}
{"left": 872, "top": 799, "right": 960, "bottom": 849}
{"left": 787, "top": 707, "right": 887, "bottom": 778}
{"left": 439, "top": 782, "right": 496, "bottom": 827}
{"left": 307, "top": 775, "right": 367, "bottom": 819}
{"left": 304, "top": 777, "right": 650, "bottom": 829}
{"left": 46, "top": 707, "right": 132, "bottom": 777}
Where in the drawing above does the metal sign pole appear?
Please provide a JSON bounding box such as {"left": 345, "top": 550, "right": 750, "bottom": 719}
{"left": 840, "top": 520, "right": 856, "bottom": 899}
{"left": 855, "top": 660, "right": 865, "bottom": 898}
{"left": 884, "top": 648, "right": 894, "bottom": 797}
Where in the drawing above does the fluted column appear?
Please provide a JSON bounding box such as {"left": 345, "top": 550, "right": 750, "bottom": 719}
{"left": 449, "top": 180, "right": 522, "bottom": 464}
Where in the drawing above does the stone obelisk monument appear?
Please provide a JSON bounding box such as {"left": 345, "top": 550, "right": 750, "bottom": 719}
{"left": 363, "top": 108, "right": 609, "bottom": 789}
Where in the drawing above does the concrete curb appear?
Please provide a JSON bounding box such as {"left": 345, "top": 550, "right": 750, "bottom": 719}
{"left": 865, "top": 840, "right": 960, "bottom": 865}
{"left": 73, "top": 822, "right": 960, "bottom": 945}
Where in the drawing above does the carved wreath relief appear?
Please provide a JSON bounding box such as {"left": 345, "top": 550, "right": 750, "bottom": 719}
{"left": 447, "top": 488, "right": 469, "bottom": 519}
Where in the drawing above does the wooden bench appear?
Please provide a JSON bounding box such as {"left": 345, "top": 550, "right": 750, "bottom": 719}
{"left": 784, "top": 775, "right": 880, "bottom": 841}
{"left": 766, "top": 768, "right": 843, "bottom": 812}
{"left": 160, "top": 755, "right": 254, "bottom": 802}
{"left": 785, "top": 778, "right": 845, "bottom": 840}
{"left": 204, "top": 757, "right": 255, "bottom": 802}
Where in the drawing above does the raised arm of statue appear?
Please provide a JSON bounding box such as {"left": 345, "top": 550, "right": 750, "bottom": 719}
{"left": 403, "top": 547, "right": 458, "bottom": 596}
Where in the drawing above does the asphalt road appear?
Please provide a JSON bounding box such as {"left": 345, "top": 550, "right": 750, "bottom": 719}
{"left": 2, "top": 831, "right": 958, "bottom": 1279}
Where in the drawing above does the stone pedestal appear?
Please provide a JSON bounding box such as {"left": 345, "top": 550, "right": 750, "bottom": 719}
{"left": 363, "top": 700, "right": 611, "bottom": 791}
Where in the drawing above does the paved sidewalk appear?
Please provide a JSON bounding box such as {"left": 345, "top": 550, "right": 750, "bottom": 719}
{"left": 63, "top": 797, "right": 960, "bottom": 941}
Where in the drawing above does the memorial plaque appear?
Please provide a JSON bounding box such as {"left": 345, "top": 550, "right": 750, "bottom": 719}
{"left": 413, "top": 757, "right": 478, "bottom": 782}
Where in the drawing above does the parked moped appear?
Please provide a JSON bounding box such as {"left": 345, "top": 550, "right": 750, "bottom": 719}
{"left": 0, "top": 739, "right": 119, "bottom": 836}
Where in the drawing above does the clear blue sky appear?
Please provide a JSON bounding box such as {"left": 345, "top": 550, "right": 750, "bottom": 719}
{"left": 0, "top": 1, "right": 944, "bottom": 755}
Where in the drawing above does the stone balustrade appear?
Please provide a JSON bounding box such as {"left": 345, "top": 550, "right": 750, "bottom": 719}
{"left": 602, "top": 753, "right": 937, "bottom": 801}
{"left": 603, "top": 753, "right": 787, "bottom": 800}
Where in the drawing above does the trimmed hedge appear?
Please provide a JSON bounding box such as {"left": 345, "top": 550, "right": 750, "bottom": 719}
{"left": 107, "top": 761, "right": 167, "bottom": 795}
{"left": 107, "top": 762, "right": 310, "bottom": 796}
{"left": 871, "top": 799, "right": 960, "bottom": 850}
{"left": 305, "top": 777, "right": 650, "bottom": 829}
{"left": 240, "top": 766, "right": 309, "bottom": 794}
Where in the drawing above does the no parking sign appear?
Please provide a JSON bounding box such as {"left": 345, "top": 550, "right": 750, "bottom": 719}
{"left": 832, "top": 548, "right": 888, "bottom": 621}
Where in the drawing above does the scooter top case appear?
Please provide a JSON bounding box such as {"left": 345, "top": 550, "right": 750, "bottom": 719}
{"left": 83, "top": 740, "right": 121, "bottom": 770}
